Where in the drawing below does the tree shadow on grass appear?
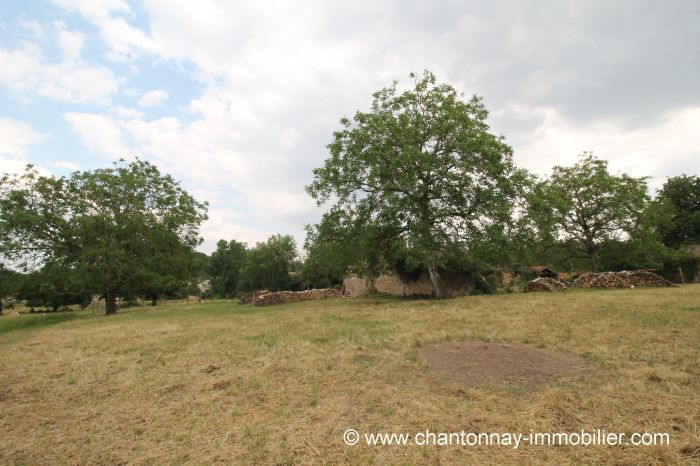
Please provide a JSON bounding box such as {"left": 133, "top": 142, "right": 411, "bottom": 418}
{"left": 0, "top": 312, "right": 80, "bottom": 336}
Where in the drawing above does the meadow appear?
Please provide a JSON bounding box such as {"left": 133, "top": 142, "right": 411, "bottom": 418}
{"left": 1, "top": 286, "right": 698, "bottom": 465}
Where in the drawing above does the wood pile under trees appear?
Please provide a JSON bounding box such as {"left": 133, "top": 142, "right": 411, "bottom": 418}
{"left": 237, "top": 290, "right": 270, "bottom": 304}
{"left": 238, "top": 289, "right": 341, "bottom": 306}
{"left": 524, "top": 277, "right": 567, "bottom": 292}
{"left": 572, "top": 271, "right": 673, "bottom": 289}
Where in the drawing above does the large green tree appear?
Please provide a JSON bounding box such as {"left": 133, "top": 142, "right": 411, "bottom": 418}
{"left": 208, "top": 239, "right": 247, "bottom": 298}
{"left": 541, "top": 152, "right": 652, "bottom": 271}
{"left": 656, "top": 174, "right": 700, "bottom": 248}
{"left": 306, "top": 71, "right": 528, "bottom": 297}
{"left": 0, "top": 159, "right": 208, "bottom": 314}
{"left": 238, "top": 234, "right": 297, "bottom": 292}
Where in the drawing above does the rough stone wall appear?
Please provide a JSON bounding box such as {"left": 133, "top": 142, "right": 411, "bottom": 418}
{"left": 397, "top": 272, "right": 436, "bottom": 296}
{"left": 341, "top": 276, "right": 367, "bottom": 298}
{"left": 343, "top": 271, "right": 475, "bottom": 298}
{"left": 439, "top": 271, "right": 476, "bottom": 297}
{"left": 375, "top": 274, "right": 407, "bottom": 295}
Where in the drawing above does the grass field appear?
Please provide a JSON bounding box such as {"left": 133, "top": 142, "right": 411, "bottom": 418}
{"left": 1, "top": 286, "right": 699, "bottom": 465}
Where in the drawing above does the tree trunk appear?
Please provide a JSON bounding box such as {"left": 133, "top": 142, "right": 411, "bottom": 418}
{"left": 428, "top": 265, "right": 445, "bottom": 299}
{"left": 105, "top": 292, "right": 118, "bottom": 315}
{"left": 588, "top": 249, "right": 599, "bottom": 272}
{"left": 0, "top": 298, "right": 4, "bottom": 314}
{"left": 151, "top": 296, "right": 157, "bottom": 306}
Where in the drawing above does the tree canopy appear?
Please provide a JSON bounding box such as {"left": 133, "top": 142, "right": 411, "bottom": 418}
{"left": 306, "top": 71, "right": 528, "bottom": 296}
{"left": 656, "top": 174, "right": 700, "bottom": 248}
{"left": 208, "top": 239, "right": 247, "bottom": 298}
{"left": 237, "top": 234, "right": 297, "bottom": 292}
{"left": 539, "top": 152, "right": 652, "bottom": 271}
{"left": 0, "top": 159, "right": 208, "bottom": 314}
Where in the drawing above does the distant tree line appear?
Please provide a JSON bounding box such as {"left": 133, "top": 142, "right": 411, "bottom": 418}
{"left": 206, "top": 234, "right": 302, "bottom": 298}
{"left": 1, "top": 72, "right": 698, "bottom": 314}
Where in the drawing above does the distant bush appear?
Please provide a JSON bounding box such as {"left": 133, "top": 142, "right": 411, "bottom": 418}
{"left": 661, "top": 256, "right": 699, "bottom": 283}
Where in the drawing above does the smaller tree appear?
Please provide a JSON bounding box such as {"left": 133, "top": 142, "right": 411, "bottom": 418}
{"left": 542, "top": 152, "right": 651, "bottom": 271}
{"left": 208, "top": 239, "right": 247, "bottom": 298}
{"left": 656, "top": 174, "right": 700, "bottom": 248}
{"left": 238, "top": 235, "right": 297, "bottom": 292}
{"left": 302, "top": 220, "right": 355, "bottom": 289}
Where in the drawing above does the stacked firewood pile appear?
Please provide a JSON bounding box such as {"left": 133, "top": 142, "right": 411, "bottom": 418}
{"left": 572, "top": 271, "right": 673, "bottom": 289}
{"left": 524, "top": 277, "right": 567, "bottom": 292}
{"left": 237, "top": 290, "right": 270, "bottom": 304}
{"left": 238, "top": 289, "right": 341, "bottom": 306}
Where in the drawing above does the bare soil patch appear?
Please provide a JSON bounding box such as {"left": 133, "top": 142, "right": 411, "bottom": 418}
{"left": 420, "top": 341, "right": 596, "bottom": 388}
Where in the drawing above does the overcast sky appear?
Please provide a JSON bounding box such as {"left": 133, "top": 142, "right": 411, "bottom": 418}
{"left": 1, "top": 0, "right": 698, "bottom": 253}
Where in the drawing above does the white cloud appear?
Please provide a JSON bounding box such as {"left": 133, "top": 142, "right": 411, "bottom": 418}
{"left": 36, "top": 62, "right": 119, "bottom": 105}
{"left": 0, "top": 42, "right": 43, "bottom": 94}
{"left": 138, "top": 89, "right": 169, "bottom": 107}
{"left": 50, "top": 0, "right": 155, "bottom": 60}
{"left": 0, "top": 118, "right": 48, "bottom": 177}
{"left": 200, "top": 208, "right": 270, "bottom": 251}
{"left": 63, "top": 112, "right": 130, "bottom": 158}
{"left": 0, "top": 28, "right": 119, "bottom": 105}
{"left": 113, "top": 105, "right": 144, "bottom": 119}
{"left": 49, "top": 160, "right": 81, "bottom": 171}
{"left": 0, "top": 118, "right": 47, "bottom": 159}
{"left": 50, "top": 0, "right": 130, "bottom": 19}
{"left": 54, "top": 21, "right": 85, "bottom": 59}
{"left": 20, "top": 20, "right": 45, "bottom": 37}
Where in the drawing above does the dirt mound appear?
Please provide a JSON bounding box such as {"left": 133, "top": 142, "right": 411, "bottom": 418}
{"left": 420, "top": 341, "right": 595, "bottom": 388}
{"left": 572, "top": 271, "right": 673, "bottom": 289}
{"left": 524, "top": 277, "right": 567, "bottom": 292}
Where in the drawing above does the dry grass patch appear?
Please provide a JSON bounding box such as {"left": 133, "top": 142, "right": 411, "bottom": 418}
{"left": 0, "top": 286, "right": 699, "bottom": 464}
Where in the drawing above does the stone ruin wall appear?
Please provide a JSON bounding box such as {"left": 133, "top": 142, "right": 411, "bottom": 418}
{"left": 342, "top": 271, "right": 475, "bottom": 298}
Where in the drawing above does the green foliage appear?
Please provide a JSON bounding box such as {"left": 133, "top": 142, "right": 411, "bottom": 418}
{"left": 306, "top": 71, "right": 528, "bottom": 294}
{"left": 0, "top": 159, "right": 208, "bottom": 314}
{"left": 539, "top": 152, "right": 655, "bottom": 271}
{"left": 661, "top": 255, "right": 699, "bottom": 283}
{"left": 238, "top": 234, "right": 297, "bottom": 292}
{"left": 208, "top": 239, "right": 247, "bottom": 298}
{"left": 0, "top": 263, "right": 21, "bottom": 313}
{"left": 302, "top": 218, "right": 357, "bottom": 288}
{"left": 656, "top": 174, "right": 700, "bottom": 248}
{"left": 19, "top": 263, "right": 91, "bottom": 311}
